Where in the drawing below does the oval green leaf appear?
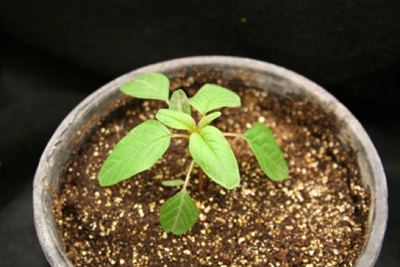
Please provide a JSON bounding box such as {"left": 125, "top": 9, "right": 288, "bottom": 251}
{"left": 189, "top": 126, "right": 240, "bottom": 189}
{"left": 156, "top": 109, "right": 196, "bottom": 132}
{"left": 98, "top": 120, "right": 171, "bottom": 186}
{"left": 120, "top": 73, "right": 169, "bottom": 102}
{"left": 161, "top": 179, "right": 185, "bottom": 187}
{"left": 169, "top": 89, "right": 191, "bottom": 115}
{"left": 244, "top": 122, "right": 289, "bottom": 181}
{"left": 189, "top": 84, "right": 241, "bottom": 115}
{"left": 160, "top": 189, "right": 199, "bottom": 235}
{"left": 198, "top": 111, "right": 221, "bottom": 130}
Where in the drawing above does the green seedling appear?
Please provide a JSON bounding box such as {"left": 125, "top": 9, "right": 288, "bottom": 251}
{"left": 98, "top": 72, "right": 289, "bottom": 235}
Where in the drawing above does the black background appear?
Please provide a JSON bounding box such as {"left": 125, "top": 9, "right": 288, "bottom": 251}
{"left": 1, "top": 1, "right": 399, "bottom": 266}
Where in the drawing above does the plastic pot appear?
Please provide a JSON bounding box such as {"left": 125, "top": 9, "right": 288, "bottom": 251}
{"left": 33, "top": 56, "right": 388, "bottom": 266}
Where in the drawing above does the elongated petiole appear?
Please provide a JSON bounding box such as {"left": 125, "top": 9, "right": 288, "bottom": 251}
{"left": 223, "top": 132, "right": 245, "bottom": 139}
{"left": 171, "top": 133, "right": 191, "bottom": 139}
{"left": 183, "top": 159, "right": 196, "bottom": 189}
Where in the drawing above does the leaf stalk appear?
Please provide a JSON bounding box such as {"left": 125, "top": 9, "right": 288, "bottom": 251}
{"left": 171, "top": 133, "right": 191, "bottom": 139}
{"left": 183, "top": 159, "right": 196, "bottom": 189}
{"left": 223, "top": 132, "right": 245, "bottom": 139}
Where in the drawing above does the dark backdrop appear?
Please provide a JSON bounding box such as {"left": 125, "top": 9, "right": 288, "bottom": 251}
{"left": 1, "top": 1, "right": 399, "bottom": 266}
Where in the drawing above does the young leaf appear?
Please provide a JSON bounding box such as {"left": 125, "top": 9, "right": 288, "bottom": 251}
{"left": 244, "top": 122, "right": 289, "bottom": 181}
{"left": 189, "top": 126, "right": 240, "bottom": 189}
{"left": 197, "top": 111, "right": 221, "bottom": 130}
{"left": 162, "top": 179, "right": 185, "bottom": 187}
{"left": 169, "top": 89, "right": 191, "bottom": 115}
{"left": 156, "top": 109, "right": 196, "bottom": 132}
{"left": 160, "top": 189, "right": 199, "bottom": 235}
{"left": 189, "top": 84, "right": 241, "bottom": 115}
{"left": 120, "top": 73, "right": 170, "bottom": 102}
{"left": 98, "top": 120, "right": 171, "bottom": 186}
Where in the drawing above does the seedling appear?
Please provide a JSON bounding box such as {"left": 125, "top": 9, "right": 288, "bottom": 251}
{"left": 98, "top": 73, "right": 289, "bottom": 235}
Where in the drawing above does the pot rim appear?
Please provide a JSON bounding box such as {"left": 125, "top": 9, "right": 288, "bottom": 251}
{"left": 33, "top": 55, "right": 388, "bottom": 267}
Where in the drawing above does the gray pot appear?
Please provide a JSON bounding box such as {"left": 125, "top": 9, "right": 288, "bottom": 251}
{"left": 33, "top": 56, "right": 388, "bottom": 266}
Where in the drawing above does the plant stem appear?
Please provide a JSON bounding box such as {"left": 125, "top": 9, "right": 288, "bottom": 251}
{"left": 171, "top": 133, "right": 190, "bottom": 139}
{"left": 223, "top": 132, "right": 245, "bottom": 139}
{"left": 198, "top": 168, "right": 204, "bottom": 192}
{"left": 183, "top": 159, "right": 196, "bottom": 189}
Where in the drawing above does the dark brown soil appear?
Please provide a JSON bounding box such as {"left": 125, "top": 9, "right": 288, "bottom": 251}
{"left": 53, "top": 71, "right": 370, "bottom": 266}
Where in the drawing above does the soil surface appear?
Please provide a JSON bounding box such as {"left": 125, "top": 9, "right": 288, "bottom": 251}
{"left": 53, "top": 71, "right": 370, "bottom": 266}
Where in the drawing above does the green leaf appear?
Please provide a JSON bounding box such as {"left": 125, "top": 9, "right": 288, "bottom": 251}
{"left": 156, "top": 109, "right": 196, "bottom": 132}
{"left": 189, "top": 84, "right": 241, "bottom": 115}
{"left": 189, "top": 126, "right": 240, "bottom": 189}
{"left": 244, "top": 122, "right": 289, "bottom": 181}
{"left": 98, "top": 120, "right": 171, "bottom": 186}
{"left": 162, "top": 179, "right": 185, "bottom": 187}
{"left": 120, "top": 73, "right": 169, "bottom": 102}
{"left": 198, "top": 111, "right": 221, "bottom": 130}
{"left": 169, "top": 89, "right": 191, "bottom": 115}
{"left": 160, "top": 189, "right": 199, "bottom": 235}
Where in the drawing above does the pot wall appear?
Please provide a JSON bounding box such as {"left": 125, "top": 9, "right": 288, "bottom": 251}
{"left": 33, "top": 56, "right": 387, "bottom": 266}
